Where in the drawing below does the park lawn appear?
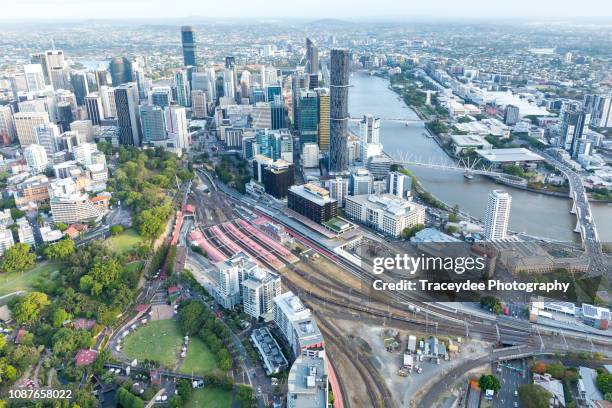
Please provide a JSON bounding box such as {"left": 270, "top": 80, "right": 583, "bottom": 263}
{"left": 184, "top": 387, "right": 232, "bottom": 408}
{"left": 0, "top": 261, "right": 60, "bottom": 297}
{"left": 121, "top": 319, "right": 183, "bottom": 367}
{"left": 180, "top": 336, "right": 219, "bottom": 375}
{"left": 108, "top": 229, "right": 143, "bottom": 254}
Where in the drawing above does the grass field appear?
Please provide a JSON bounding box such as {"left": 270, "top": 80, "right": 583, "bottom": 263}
{"left": 0, "top": 261, "right": 60, "bottom": 297}
{"left": 184, "top": 387, "right": 232, "bottom": 408}
{"left": 121, "top": 319, "right": 183, "bottom": 367}
{"left": 180, "top": 336, "right": 218, "bottom": 375}
{"left": 108, "top": 229, "right": 143, "bottom": 254}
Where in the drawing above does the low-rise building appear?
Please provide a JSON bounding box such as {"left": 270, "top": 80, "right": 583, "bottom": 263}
{"left": 287, "top": 348, "right": 329, "bottom": 408}
{"left": 0, "top": 227, "right": 15, "bottom": 255}
{"left": 287, "top": 184, "right": 337, "bottom": 224}
{"left": 250, "top": 327, "right": 288, "bottom": 375}
{"left": 16, "top": 218, "right": 35, "bottom": 246}
{"left": 345, "top": 194, "right": 425, "bottom": 238}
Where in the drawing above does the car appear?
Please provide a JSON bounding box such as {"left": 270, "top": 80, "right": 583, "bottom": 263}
{"left": 514, "top": 403, "right": 518, "bottom": 407}
{"left": 515, "top": 390, "right": 518, "bottom": 397}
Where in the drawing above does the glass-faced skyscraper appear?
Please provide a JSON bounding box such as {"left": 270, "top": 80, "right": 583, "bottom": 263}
{"left": 329, "top": 48, "right": 350, "bottom": 174}
{"left": 181, "top": 26, "right": 197, "bottom": 67}
{"left": 109, "top": 57, "right": 133, "bottom": 87}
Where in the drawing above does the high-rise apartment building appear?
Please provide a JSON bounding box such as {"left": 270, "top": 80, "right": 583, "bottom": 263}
{"left": 24, "top": 144, "right": 49, "bottom": 174}
{"left": 165, "top": 105, "right": 189, "bottom": 150}
{"left": 34, "top": 123, "right": 60, "bottom": 158}
{"left": 174, "top": 69, "right": 191, "bottom": 107}
{"left": 329, "top": 49, "right": 350, "bottom": 174}
{"left": 387, "top": 171, "right": 409, "bottom": 198}
{"left": 484, "top": 190, "right": 512, "bottom": 241}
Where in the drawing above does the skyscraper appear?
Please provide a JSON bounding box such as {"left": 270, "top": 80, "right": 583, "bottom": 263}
{"left": 165, "top": 105, "right": 189, "bottom": 150}
{"left": 560, "top": 108, "right": 586, "bottom": 157}
{"left": 174, "top": 69, "right": 191, "bottom": 107}
{"left": 191, "top": 90, "right": 207, "bottom": 118}
{"left": 306, "top": 38, "right": 319, "bottom": 75}
{"left": 70, "top": 71, "right": 89, "bottom": 106}
{"left": 329, "top": 48, "right": 350, "bottom": 174}
{"left": 181, "top": 26, "right": 197, "bottom": 67}
{"left": 387, "top": 171, "right": 408, "bottom": 198}
{"left": 317, "top": 88, "right": 330, "bottom": 152}
{"left": 14, "top": 112, "right": 50, "bottom": 146}
{"left": 85, "top": 93, "right": 104, "bottom": 126}
{"left": 114, "top": 83, "right": 141, "bottom": 146}
{"left": 24, "top": 144, "right": 48, "bottom": 174}
{"left": 109, "top": 57, "right": 133, "bottom": 87}
{"left": 33, "top": 123, "right": 61, "bottom": 158}
{"left": 484, "top": 190, "right": 512, "bottom": 241}
{"left": 0, "top": 106, "right": 17, "bottom": 145}
{"left": 225, "top": 56, "right": 238, "bottom": 102}
{"left": 297, "top": 90, "right": 319, "bottom": 145}
{"left": 24, "top": 64, "right": 46, "bottom": 92}
{"left": 139, "top": 105, "right": 166, "bottom": 143}
{"left": 150, "top": 86, "right": 172, "bottom": 108}
{"left": 56, "top": 102, "right": 73, "bottom": 132}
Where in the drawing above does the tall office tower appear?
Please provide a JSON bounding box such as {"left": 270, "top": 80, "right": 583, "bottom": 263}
{"left": 132, "top": 66, "right": 147, "bottom": 100}
{"left": 191, "top": 90, "right": 207, "bottom": 118}
{"left": 503, "top": 105, "right": 520, "bottom": 126}
{"left": 561, "top": 108, "right": 586, "bottom": 156}
{"left": 139, "top": 105, "right": 167, "bottom": 143}
{"left": 0, "top": 106, "right": 17, "bottom": 145}
{"left": 316, "top": 88, "right": 330, "bottom": 152}
{"left": 56, "top": 102, "right": 74, "bottom": 132}
{"left": 484, "top": 190, "right": 512, "bottom": 241}
{"left": 181, "top": 26, "right": 197, "bottom": 67}
{"left": 84, "top": 93, "right": 104, "bottom": 125}
{"left": 109, "top": 57, "right": 133, "bottom": 87}
{"left": 165, "top": 105, "right": 189, "bottom": 150}
{"left": 329, "top": 48, "right": 350, "bottom": 174}
{"left": 266, "top": 84, "right": 281, "bottom": 102}
{"left": 30, "top": 53, "right": 50, "bottom": 84}
{"left": 114, "top": 83, "right": 141, "bottom": 146}
{"left": 33, "top": 123, "right": 61, "bottom": 157}
{"left": 225, "top": 56, "right": 238, "bottom": 102}
{"left": 50, "top": 67, "right": 71, "bottom": 90}
{"left": 95, "top": 69, "right": 108, "bottom": 89}
{"left": 100, "top": 86, "right": 117, "bottom": 118}
{"left": 259, "top": 65, "right": 267, "bottom": 88}
{"left": 24, "top": 64, "right": 46, "bottom": 92}
{"left": 271, "top": 97, "right": 286, "bottom": 130}
{"left": 240, "top": 70, "right": 251, "bottom": 102}
{"left": 192, "top": 71, "right": 216, "bottom": 103}
{"left": 149, "top": 86, "right": 172, "bottom": 108}
{"left": 387, "top": 171, "right": 408, "bottom": 198}
{"left": 223, "top": 69, "right": 235, "bottom": 101}
{"left": 24, "top": 144, "right": 49, "bottom": 174}
{"left": 291, "top": 71, "right": 309, "bottom": 126}
{"left": 45, "top": 50, "right": 65, "bottom": 75}
{"left": 174, "top": 70, "right": 191, "bottom": 107}
{"left": 14, "top": 111, "right": 50, "bottom": 146}
{"left": 306, "top": 38, "right": 319, "bottom": 75}
{"left": 297, "top": 90, "right": 319, "bottom": 145}
{"left": 70, "top": 72, "right": 89, "bottom": 106}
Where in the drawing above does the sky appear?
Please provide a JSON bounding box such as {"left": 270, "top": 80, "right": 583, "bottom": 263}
{"left": 2, "top": 0, "right": 612, "bottom": 21}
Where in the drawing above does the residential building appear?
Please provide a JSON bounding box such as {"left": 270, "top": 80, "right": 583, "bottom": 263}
{"left": 241, "top": 268, "right": 281, "bottom": 319}
{"left": 484, "top": 190, "right": 512, "bottom": 241}
{"left": 329, "top": 48, "right": 350, "bottom": 174}
{"left": 49, "top": 192, "right": 104, "bottom": 224}
{"left": 273, "top": 291, "right": 324, "bottom": 357}
{"left": 0, "top": 228, "right": 15, "bottom": 256}
{"left": 16, "top": 218, "right": 35, "bottom": 246}
{"left": 0, "top": 106, "right": 17, "bottom": 145}
{"left": 387, "top": 171, "right": 409, "bottom": 198}
{"left": 328, "top": 177, "right": 348, "bottom": 207}
{"left": 349, "top": 168, "right": 373, "bottom": 196}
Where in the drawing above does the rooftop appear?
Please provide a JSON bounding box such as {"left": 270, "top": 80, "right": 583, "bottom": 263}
{"left": 475, "top": 148, "right": 544, "bottom": 163}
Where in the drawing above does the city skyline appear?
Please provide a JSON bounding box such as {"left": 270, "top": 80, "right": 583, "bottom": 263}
{"left": 3, "top": 0, "right": 612, "bottom": 21}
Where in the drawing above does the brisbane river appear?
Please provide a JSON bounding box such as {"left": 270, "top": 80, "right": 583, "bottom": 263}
{"left": 348, "top": 72, "right": 612, "bottom": 242}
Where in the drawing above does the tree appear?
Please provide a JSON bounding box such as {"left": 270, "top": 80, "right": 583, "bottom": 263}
{"left": 110, "top": 225, "right": 124, "bottom": 236}
{"left": 402, "top": 224, "right": 425, "bottom": 239}
{"left": 0, "top": 243, "right": 35, "bottom": 274}
{"left": 55, "top": 222, "right": 69, "bottom": 231}
{"left": 478, "top": 374, "right": 501, "bottom": 393}
{"left": 11, "top": 292, "right": 50, "bottom": 325}
{"left": 43, "top": 238, "right": 75, "bottom": 260}
{"left": 480, "top": 296, "right": 502, "bottom": 314}
{"left": 0, "top": 334, "right": 5, "bottom": 350}
{"left": 51, "top": 308, "right": 70, "bottom": 328}
{"left": 116, "top": 387, "right": 144, "bottom": 408}
{"left": 518, "top": 384, "right": 552, "bottom": 408}
{"left": 52, "top": 328, "right": 92, "bottom": 356}
{"left": 236, "top": 385, "right": 257, "bottom": 408}
{"left": 178, "top": 301, "right": 206, "bottom": 335}
{"left": 597, "top": 372, "right": 612, "bottom": 396}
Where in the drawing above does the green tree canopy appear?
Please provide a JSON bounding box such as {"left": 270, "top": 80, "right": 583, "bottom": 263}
{"left": 11, "top": 292, "right": 50, "bottom": 325}
{"left": 0, "top": 243, "right": 35, "bottom": 274}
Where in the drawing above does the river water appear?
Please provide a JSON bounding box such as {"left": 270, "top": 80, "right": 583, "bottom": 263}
{"left": 348, "top": 72, "right": 612, "bottom": 242}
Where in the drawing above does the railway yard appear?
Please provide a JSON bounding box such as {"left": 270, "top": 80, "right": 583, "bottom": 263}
{"left": 184, "top": 171, "right": 612, "bottom": 408}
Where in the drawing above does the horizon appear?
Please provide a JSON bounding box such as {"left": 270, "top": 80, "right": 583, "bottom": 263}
{"left": 2, "top": 0, "right": 612, "bottom": 22}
